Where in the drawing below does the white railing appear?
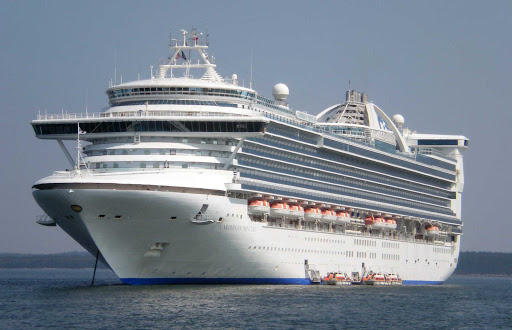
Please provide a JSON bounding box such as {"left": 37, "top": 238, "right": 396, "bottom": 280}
{"left": 36, "top": 110, "right": 259, "bottom": 121}
{"left": 416, "top": 148, "right": 456, "bottom": 161}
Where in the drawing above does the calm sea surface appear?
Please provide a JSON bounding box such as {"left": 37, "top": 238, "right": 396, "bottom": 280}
{"left": 0, "top": 269, "right": 510, "bottom": 329}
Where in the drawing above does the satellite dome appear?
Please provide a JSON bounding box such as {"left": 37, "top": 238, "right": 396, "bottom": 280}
{"left": 392, "top": 114, "right": 405, "bottom": 128}
{"left": 272, "top": 83, "right": 289, "bottom": 101}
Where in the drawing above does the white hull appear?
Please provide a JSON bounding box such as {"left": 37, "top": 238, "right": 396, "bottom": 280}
{"left": 33, "top": 173, "right": 460, "bottom": 285}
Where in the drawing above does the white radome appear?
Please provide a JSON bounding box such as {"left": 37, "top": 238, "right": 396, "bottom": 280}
{"left": 272, "top": 83, "right": 289, "bottom": 101}
{"left": 392, "top": 114, "right": 405, "bottom": 127}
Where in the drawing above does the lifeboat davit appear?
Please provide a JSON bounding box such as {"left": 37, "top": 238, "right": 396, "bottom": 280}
{"left": 269, "top": 202, "right": 290, "bottom": 217}
{"left": 248, "top": 200, "right": 270, "bottom": 216}
{"left": 288, "top": 205, "right": 305, "bottom": 219}
{"left": 304, "top": 207, "right": 322, "bottom": 222}
{"left": 336, "top": 211, "right": 351, "bottom": 225}
{"left": 320, "top": 209, "right": 337, "bottom": 223}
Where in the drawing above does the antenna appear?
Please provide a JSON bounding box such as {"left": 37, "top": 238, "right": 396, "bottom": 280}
{"left": 85, "top": 89, "right": 88, "bottom": 117}
{"left": 249, "top": 48, "right": 253, "bottom": 90}
{"left": 206, "top": 26, "right": 209, "bottom": 46}
{"left": 114, "top": 48, "right": 117, "bottom": 85}
{"left": 76, "top": 122, "right": 81, "bottom": 172}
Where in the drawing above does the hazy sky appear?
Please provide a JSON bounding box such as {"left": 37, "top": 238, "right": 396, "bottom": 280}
{"left": 0, "top": 0, "right": 510, "bottom": 253}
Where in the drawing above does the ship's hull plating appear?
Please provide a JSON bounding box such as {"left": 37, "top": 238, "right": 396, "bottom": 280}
{"left": 33, "top": 185, "right": 459, "bottom": 285}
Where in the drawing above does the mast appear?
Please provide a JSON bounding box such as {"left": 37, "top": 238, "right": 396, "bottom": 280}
{"left": 158, "top": 28, "right": 223, "bottom": 82}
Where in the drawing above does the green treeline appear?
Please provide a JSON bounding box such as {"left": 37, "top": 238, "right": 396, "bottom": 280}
{"left": 0, "top": 251, "right": 510, "bottom": 275}
{"left": 454, "top": 252, "right": 512, "bottom": 275}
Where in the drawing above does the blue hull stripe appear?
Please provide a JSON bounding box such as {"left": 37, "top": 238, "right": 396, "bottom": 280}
{"left": 120, "top": 278, "right": 444, "bottom": 285}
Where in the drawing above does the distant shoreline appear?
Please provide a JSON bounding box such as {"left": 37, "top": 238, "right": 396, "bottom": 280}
{"left": 1, "top": 251, "right": 511, "bottom": 276}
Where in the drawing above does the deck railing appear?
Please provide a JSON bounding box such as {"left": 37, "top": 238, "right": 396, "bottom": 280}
{"left": 36, "top": 110, "right": 256, "bottom": 121}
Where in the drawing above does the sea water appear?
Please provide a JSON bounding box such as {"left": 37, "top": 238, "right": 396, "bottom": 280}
{"left": 0, "top": 269, "right": 510, "bottom": 329}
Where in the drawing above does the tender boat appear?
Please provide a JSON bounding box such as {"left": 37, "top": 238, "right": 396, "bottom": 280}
{"left": 320, "top": 209, "right": 337, "bottom": 223}
{"left": 336, "top": 211, "right": 351, "bottom": 224}
{"left": 288, "top": 205, "right": 305, "bottom": 219}
{"left": 269, "top": 202, "right": 290, "bottom": 217}
{"left": 384, "top": 218, "right": 397, "bottom": 230}
{"left": 248, "top": 200, "right": 270, "bottom": 216}
{"left": 323, "top": 272, "right": 352, "bottom": 285}
{"left": 304, "top": 207, "right": 322, "bottom": 222}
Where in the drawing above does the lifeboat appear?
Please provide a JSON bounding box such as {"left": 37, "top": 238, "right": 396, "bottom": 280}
{"left": 247, "top": 200, "right": 270, "bottom": 216}
{"left": 304, "top": 207, "right": 322, "bottom": 222}
{"left": 365, "top": 216, "right": 387, "bottom": 229}
{"left": 288, "top": 205, "right": 305, "bottom": 219}
{"left": 362, "top": 273, "right": 386, "bottom": 285}
{"left": 336, "top": 211, "right": 351, "bottom": 225}
{"left": 320, "top": 209, "right": 337, "bottom": 223}
{"left": 269, "top": 202, "right": 290, "bottom": 217}
{"left": 385, "top": 274, "right": 402, "bottom": 285}
{"left": 384, "top": 218, "right": 397, "bottom": 230}
{"left": 425, "top": 225, "right": 441, "bottom": 236}
{"left": 364, "top": 216, "right": 374, "bottom": 226}
{"left": 324, "top": 272, "right": 352, "bottom": 285}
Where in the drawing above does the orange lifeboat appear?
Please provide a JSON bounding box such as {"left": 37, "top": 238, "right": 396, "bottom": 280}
{"left": 425, "top": 225, "right": 442, "bottom": 236}
{"left": 324, "top": 272, "right": 352, "bottom": 285}
{"left": 320, "top": 209, "right": 337, "bottom": 223}
{"left": 247, "top": 200, "right": 270, "bottom": 216}
{"left": 288, "top": 205, "right": 305, "bottom": 219}
{"left": 364, "top": 216, "right": 375, "bottom": 226}
{"left": 365, "top": 216, "right": 387, "bottom": 229}
{"left": 384, "top": 218, "right": 397, "bottom": 230}
{"left": 385, "top": 274, "right": 402, "bottom": 285}
{"left": 336, "top": 211, "right": 351, "bottom": 225}
{"left": 374, "top": 274, "right": 385, "bottom": 282}
{"left": 304, "top": 207, "right": 322, "bottom": 222}
{"left": 269, "top": 202, "right": 290, "bottom": 217}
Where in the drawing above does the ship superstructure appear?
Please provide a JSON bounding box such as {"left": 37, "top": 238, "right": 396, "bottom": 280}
{"left": 32, "top": 29, "right": 468, "bottom": 284}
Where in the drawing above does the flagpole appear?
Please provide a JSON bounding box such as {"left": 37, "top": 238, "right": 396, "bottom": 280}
{"left": 76, "top": 122, "right": 81, "bottom": 172}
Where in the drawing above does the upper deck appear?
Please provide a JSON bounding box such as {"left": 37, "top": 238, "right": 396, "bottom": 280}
{"left": 31, "top": 28, "right": 467, "bottom": 179}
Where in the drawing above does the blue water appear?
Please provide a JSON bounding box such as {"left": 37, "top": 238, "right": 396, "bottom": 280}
{"left": 0, "top": 269, "right": 510, "bottom": 329}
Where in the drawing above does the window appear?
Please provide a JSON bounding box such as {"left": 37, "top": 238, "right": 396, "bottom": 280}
{"left": 170, "top": 149, "right": 176, "bottom": 155}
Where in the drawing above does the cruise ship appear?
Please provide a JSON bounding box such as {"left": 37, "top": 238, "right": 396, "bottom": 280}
{"left": 32, "top": 29, "right": 468, "bottom": 285}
